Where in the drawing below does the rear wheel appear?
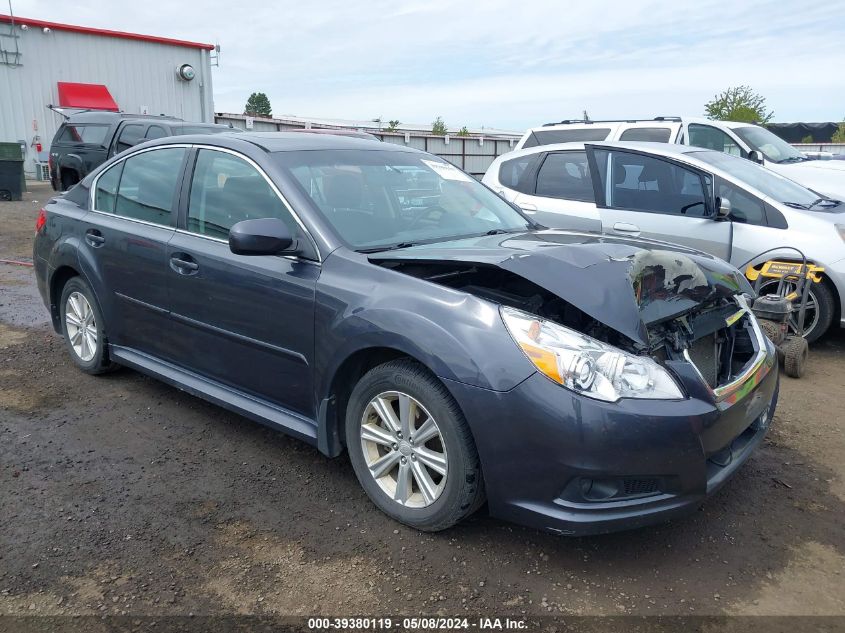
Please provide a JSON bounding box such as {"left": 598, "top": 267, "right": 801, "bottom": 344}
{"left": 757, "top": 278, "right": 834, "bottom": 343}
{"left": 59, "top": 277, "right": 116, "bottom": 374}
{"left": 60, "top": 169, "right": 79, "bottom": 191}
{"left": 783, "top": 336, "right": 809, "bottom": 379}
{"left": 345, "top": 359, "right": 484, "bottom": 531}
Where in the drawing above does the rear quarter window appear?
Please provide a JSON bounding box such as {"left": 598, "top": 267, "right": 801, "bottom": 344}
{"left": 619, "top": 127, "right": 673, "bottom": 142}
{"left": 57, "top": 124, "right": 109, "bottom": 145}
{"left": 522, "top": 128, "right": 612, "bottom": 148}
{"left": 498, "top": 154, "right": 541, "bottom": 193}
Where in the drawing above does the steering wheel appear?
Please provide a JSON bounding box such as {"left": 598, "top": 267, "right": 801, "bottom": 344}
{"left": 405, "top": 205, "right": 446, "bottom": 230}
{"left": 680, "top": 201, "right": 705, "bottom": 215}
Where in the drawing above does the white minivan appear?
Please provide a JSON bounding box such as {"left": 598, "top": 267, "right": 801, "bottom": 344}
{"left": 516, "top": 117, "right": 845, "bottom": 201}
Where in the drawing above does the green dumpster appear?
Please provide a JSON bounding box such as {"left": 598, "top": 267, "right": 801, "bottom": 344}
{"left": 0, "top": 142, "right": 25, "bottom": 201}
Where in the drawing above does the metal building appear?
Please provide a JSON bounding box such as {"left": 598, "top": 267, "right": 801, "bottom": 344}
{"left": 1, "top": 13, "right": 215, "bottom": 176}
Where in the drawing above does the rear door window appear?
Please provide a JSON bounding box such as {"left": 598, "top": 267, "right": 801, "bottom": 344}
{"left": 57, "top": 124, "right": 109, "bottom": 145}
{"left": 145, "top": 125, "right": 168, "bottom": 140}
{"left": 114, "top": 148, "right": 186, "bottom": 224}
{"left": 619, "top": 127, "right": 673, "bottom": 142}
{"left": 115, "top": 124, "right": 146, "bottom": 153}
{"left": 535, "top": 151, "right": 594, "bottom": 202}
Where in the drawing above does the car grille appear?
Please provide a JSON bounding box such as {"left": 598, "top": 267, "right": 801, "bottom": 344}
{"left": 621, "top": 477, "right": 660, "bottom": 497}
{"left": 686, "top": 313, "right": 756, "bottom": 389}
{"left": 688, "top": 334, "right": 720, "bottom": 387}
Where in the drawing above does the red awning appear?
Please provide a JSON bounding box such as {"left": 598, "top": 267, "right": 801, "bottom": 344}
{"left": 57, "top": 82, "right": 119, "bottom": 111}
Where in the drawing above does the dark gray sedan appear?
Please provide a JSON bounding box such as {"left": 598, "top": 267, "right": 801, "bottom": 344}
{"left": 33, "top": 132, "right": 778, "bottom": 534}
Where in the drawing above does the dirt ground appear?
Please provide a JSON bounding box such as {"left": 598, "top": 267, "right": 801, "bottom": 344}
{"left": 1, "top": 183, "right": 844, "bottom": 625}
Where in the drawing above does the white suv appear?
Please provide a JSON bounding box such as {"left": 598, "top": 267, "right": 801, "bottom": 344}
{"left": 516, "top": 117, "right": 845, "bottom": 201}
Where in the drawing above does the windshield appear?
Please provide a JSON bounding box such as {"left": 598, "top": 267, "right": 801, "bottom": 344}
{"left": 274, "top": 149, "right": 532, "bottom": 250}
{"left": 732, "top": 126, "right": 804, "bottom": 163}
{"left": 692, "top": 150, "right": 825, "bottom": 206}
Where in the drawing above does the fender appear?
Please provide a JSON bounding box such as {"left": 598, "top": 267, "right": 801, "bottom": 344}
{"left": 57, "top": 153, "right": 85, "bottom": 181}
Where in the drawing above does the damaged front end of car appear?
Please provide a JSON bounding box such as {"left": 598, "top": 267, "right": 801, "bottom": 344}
{"left": 370, "top": 233, "right": 775, "bottom": 404}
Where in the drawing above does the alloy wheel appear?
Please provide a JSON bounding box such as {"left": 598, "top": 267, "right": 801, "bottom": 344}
{"left": 360, "top": 391, "right": 448, "bottom": 508}
{"left": 65, "top": 291, "right": 98, "bottom": 362}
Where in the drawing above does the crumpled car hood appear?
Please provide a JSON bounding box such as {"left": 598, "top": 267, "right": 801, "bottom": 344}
{"left": 369, "top": 230, "right": 752, "bottom": 347}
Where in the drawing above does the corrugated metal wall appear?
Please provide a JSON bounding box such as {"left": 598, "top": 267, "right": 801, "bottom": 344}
{"left": 215, "top": 114, "right": 519, "bottom": 178}
{"left": 1, "top": 24, "right": 213, "bottom": 175}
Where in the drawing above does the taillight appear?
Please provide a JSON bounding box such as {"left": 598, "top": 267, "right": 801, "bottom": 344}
{"left": 48, "top": 154, "right": 54, "bottom": 171}
{"left": 35, "top": 208, "right": 47, "bottom": 234}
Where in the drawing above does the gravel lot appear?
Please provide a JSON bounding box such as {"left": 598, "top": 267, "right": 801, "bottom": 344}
{"left": 2, "top": 183, "right": 844, "bottom": 624}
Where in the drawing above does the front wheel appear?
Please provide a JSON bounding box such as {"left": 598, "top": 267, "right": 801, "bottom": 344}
{"left": 345, "top": 359, "right": 485, "bottom": 531}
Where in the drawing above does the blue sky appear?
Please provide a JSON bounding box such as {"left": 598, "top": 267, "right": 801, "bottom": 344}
{"left": 12, "top": 0, "right": 845, "bottom": 131}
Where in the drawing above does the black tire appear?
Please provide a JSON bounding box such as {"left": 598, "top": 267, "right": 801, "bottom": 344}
{"left": 60, "top": 170, "right": 79, "bottom": 192}
{"left": 345, "top": 359, "right": 485, "bottom": 532}
{"left": 59, "top": 276, "right": 117, "bottom": 375}
{"left": 758, "top": 278, "right": 835, "bottom": 343}
{"left": 0, "top": 189, "right": 11, "bottom": 202}
{"left": 783, "top": 336, "right": 808, "bottom": 379}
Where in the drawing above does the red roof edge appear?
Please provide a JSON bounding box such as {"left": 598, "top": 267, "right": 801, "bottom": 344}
{"left": 0, "top": 13, "right": 215, "bottom": 50}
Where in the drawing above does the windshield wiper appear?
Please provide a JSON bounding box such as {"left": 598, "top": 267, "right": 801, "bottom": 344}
{"left": 485, "top": 229, "right": 510, "bottom": 235}
{"left": 810, "top": 197, "right": 840, "bottom": 208}
{"left": 783, "top": 201, "right": 811, "bottom": 210}
{"left": 358, "top": 242, "right": 417, "bottom": 253}
{"left": 777, "top": 156, "right": 807, "bottom": 164}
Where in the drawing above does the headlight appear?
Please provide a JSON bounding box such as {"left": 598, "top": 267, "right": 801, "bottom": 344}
{"left": 501, "top": 306, "right": 684, "bottom": 402}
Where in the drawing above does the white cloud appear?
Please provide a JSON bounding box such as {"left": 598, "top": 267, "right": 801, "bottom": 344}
{"left": 11, "top": 0, "right": 845, "bottom": 129}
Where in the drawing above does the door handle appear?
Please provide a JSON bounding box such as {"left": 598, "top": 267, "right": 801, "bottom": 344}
{"left": 169, "top": 254, "right": 199, "bottom": 274}
{"left": 85, "top": 229, "right": 105, "bottom": 247}
{"left": 612, "top": 222, "right": 641, "bottom": 235}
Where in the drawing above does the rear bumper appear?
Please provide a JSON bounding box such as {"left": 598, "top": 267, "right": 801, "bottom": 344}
{"left": 444, "top": 350, "right": 778, "bottom": 536}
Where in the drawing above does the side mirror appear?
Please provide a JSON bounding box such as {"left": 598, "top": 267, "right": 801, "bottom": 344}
{"left": 229, "top": 218, "right": 295, "bottom": 256}
{"left": 715, "top": 197, "right": 732, "bottom": 219}
{"left": 747, "top": 150, "right": 764, "bottom": 164}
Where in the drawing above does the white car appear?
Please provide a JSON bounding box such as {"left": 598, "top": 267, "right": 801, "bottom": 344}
{"left": 516, "top": 117, "right": 845, "bottom": 201}
{"left": 483, "top": 141, "right": 845, "bottom": 341}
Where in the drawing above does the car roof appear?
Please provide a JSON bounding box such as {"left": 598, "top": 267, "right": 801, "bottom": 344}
{"left": 161, "top": 131, "right": 421, "bottom": 153}
{"left": 64, "top": 111, "right": 183, "bottom": 124}
{"left": 501, "top": 140, "right": 716, "bottom": 159}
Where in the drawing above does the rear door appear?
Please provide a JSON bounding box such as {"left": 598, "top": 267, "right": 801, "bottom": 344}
{"left": 510, "top": 150, "right": 602, "bottom": 232}
{"left": 82, "top": 145, "right": 188, "bottom": 359}
{"left": 586, "top": 146, "right": 732, "bottom": 260}
{"left": 165, "top": 147, "right": 319, "bottom": 416}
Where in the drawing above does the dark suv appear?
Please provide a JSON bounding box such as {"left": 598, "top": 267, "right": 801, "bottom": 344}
{"left": 49, "top": 111, "right": 233, "bottom": 191}
{"left": 33, "top": 132, "right": 778, "bottom": 535}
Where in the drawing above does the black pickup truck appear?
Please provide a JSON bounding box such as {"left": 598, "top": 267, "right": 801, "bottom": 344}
{"left": 49, "top": 111, "right": 235, "bottom": 191}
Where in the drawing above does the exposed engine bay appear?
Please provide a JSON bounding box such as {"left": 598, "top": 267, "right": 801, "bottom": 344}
{"left": 375, "top": 256, "right": 758, "bottom": 390}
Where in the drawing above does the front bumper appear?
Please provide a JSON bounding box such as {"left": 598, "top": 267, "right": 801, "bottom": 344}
{"left": 444, "top": 349, "right": 778, "bottom": 536}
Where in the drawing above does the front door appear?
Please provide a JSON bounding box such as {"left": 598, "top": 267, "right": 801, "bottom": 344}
{"left": 587, "top": 146, "right": 732, "bottom": 261}
{"left": 81, "top": 146, "right": 187, "bottom": 360}
{"left": 166, "top": 148, "right": 319, "bottom": 416}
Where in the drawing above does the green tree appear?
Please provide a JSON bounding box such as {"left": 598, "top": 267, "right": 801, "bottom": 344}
{"left": 244, "top": 92, "right": 272, "bottom": 118}
{"left": 431, "top": 116, "right": 447, "bottom": 135}
{"left": 801, "top": 134, "right": 814, "bottom": 144}
{"left": 832, "top": 121, "right": 845, "bottom": 144}
{"left": 456, "top": 126, "right": 470, "bottom": 136}
{"left": 385, "top": 119, "right": 401, "bottom": 132}
{"left": 704, "top": 86, "right": 773, "bottom": 123}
